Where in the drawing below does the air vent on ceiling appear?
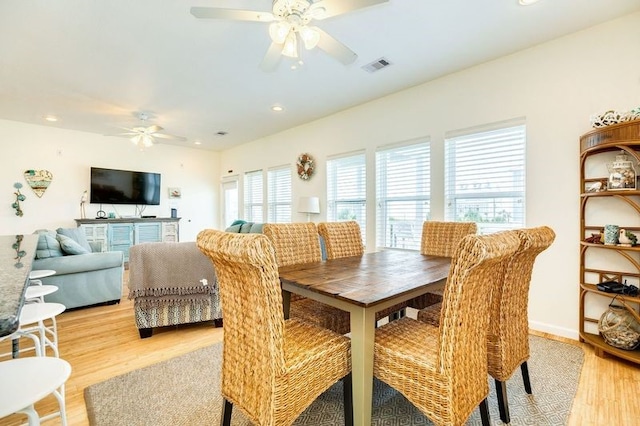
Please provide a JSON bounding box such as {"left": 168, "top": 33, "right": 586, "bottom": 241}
{"left": 362, "top": 57, "right": 392, "bottom": 73}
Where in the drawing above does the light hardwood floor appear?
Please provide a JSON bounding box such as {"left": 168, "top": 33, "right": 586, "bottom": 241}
{"left": 1, "top": 285, "right": 639, "bottom": 425}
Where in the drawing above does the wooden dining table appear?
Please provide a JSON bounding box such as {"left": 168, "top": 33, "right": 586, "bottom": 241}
{"left": 279, "top": 250, "right": 451, "bottom": 426}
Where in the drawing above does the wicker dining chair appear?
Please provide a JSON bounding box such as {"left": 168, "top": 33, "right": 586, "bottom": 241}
{"left": 263, "top": 223, "right": 351, "bottom": 335}
{"left": 374, "top": 230, "right": 520, "bottom": 426}
{"left": 417, "top": 226, "right": 555, "bottom": 424}
{"left": 407, "top": 220, "right": 477, "bottom": 311}
{"left": 317, "top": 221, "right": 406, "bottom": 323}
{"left": 196, "top": 230, "right": 353, "bottom": 426}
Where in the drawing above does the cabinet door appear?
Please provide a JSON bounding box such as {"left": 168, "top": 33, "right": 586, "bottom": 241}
{"left": 108, "top": 223, "right": 134, "bottom": 261}
{"left": 135, "top": 222, "right": 163, "bottom": 243}
{"left": 80, "top": 224, "right": 108, "bottom": 252}
{"left": 162, "top": 221, "right": 179, "bottom": 242}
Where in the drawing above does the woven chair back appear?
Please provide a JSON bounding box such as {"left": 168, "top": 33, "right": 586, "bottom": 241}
{"left": 196, "top": 229, "right": 286, "bottom": 420}
{"left": 263, "top": 223, "right": 322, "bottom": 266}
{"left": 487, "top": 226, "right": 555, "bottom": 380}
{"left": 437, "top": 230, "right": 520, "bottom": 402}
{"left": 420, "top": 221, "right": 477, "bottom": 257}
{"left": 318, "top": 221, "right": 364, "bottom": 260}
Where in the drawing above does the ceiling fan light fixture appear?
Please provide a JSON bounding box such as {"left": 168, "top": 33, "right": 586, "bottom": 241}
{"left": 269, "top": 21, "right": 291, "bottom": 44}
{"left": 282, "top": 31, "right": 299, "bottom": 58}
{"left": 299, "top": 26, "right": 320, "bottom": 50}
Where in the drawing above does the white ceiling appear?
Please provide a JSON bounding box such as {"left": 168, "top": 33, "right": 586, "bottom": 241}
{"left": 1, "top": 0, "right": 639, "bottom": 152}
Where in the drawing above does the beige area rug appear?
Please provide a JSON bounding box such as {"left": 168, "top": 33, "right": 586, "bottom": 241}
{"left": 85, "top": 335, "right": 584, "bottom": 425}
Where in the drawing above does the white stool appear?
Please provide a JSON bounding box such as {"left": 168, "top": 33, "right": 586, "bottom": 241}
{"left": 0, "top": 357, "right": 71, "bottom": 426}
{"left": 25, "top": 285, "right": 59, "bottom": 303}
{"left": 28, "top": 270, "right": 56, "bottom": 281}
{"left": 12, "top": 303, "right": 66, "bottom": 358}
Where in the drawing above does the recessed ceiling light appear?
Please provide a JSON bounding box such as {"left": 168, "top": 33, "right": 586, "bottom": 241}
{"left": 519, "top": 0, "right": 540, "bottom": 5}
{"left": 194, "top": 140, "right": 202, "bottom": 145}
{"left": 216, "top": 131, "right": 228, "bottom": 136}
{"left": 43, "top": 115, "right": 58, "bottom": 122}
{"left": 271, "top": 105, "right": 284, "bottom": 112}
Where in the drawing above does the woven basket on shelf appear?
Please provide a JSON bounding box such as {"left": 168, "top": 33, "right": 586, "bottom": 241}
{"left": 598, "top": 304, "right": 640, "bottom": 350}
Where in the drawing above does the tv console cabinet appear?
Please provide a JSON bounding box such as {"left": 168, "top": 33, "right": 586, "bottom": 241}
{"left": 75, "top": 218, "right": 180, "bottom": 262}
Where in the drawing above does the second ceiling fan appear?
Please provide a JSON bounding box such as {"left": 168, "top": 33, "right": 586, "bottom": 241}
{"left": 190, "top": 0, "right": 388, "bottom": 71}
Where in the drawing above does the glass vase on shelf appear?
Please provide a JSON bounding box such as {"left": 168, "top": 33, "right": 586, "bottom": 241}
{"left": 607, "top": 152, "right": 636, "bottom": 190}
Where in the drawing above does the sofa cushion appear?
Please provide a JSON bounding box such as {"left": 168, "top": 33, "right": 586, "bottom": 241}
{"left": 35, "top": 230, "right": 64, "bottom": 259}
{"left": 239, "top": 222, "right": 254, "bottom": 233}
{"left": 249, "top": 223, "right": 264, "bottom": 233}
{"left": 56, "top": 227, "right": 92, "bottom": 252}
{"left": 225, "top": 224, "right": 242, "bottom": 233}
{"left": 57, "top": 233, "right": 91, "bottom": 255}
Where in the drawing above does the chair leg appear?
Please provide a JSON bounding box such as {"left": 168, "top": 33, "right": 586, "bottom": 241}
{"left": 220, "top": 398, "right": 233, "bottom": 426}
{"left": 495, "top": 378, "right": 510, "bottom": 424}
{"left": 342, "top": 373, "right": 353, "bottom": 426}
{"left": 521, "top": 361, "right": 532, "bottom": 394}
{"left": 479, "top": 398, "right": 490, "bottom": 426}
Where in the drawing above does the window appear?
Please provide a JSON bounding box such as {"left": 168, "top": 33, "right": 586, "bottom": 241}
{"left": 221, "top": 177, "right": 238, "bottom": 228}
{"left": 445, "top": 121, "right": 526, "bottom": 234}
{"left": 243, "top": 170, "right": 263, "bottom": 222}
{"left": 327, "top": 152, "right": 366, "bottom": 243}
{"left": 376, "top": 140, "right": 430, "bottom": 250}
{"left": 267, "top": 166, "right": 292, "bottom": 223}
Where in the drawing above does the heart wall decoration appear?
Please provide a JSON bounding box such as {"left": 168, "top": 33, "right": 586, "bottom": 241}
{"left": 24, "top": 169, "right": 53, "bottom": 198}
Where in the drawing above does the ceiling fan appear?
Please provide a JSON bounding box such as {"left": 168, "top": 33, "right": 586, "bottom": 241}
{"left": 109, "top": 112, "right": 187, "bottom": 150}
{"left": 190, "top": 0, "right": 388, "bottom": 71}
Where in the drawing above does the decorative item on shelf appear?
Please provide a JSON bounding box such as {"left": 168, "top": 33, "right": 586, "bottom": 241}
{"left": 607, "top": 152, "right": 636, "bottom": 190}
{"left": 618, "top": 229, "right": 638, "bottom": 247}
{"left": 80, "top": 190, "right": 88, "bottom": 219}
{"left": 598, "top": 299, "right": 640, "bottom": 350}
{"left": 628, "top": 106, "right": 640, "bottom": 122}
{"left": 586, "top": 181, "right": 603, "bottom": 193}
{"left": 590, "top": 110, "right": 630, "bottom": 128}
{"left": 23, "top": 169, "right": 53, "bottom": 197}
{"left": 584, "top": 232, "right": 603, "bottom": 244}
{"left": 604, "top": 224, "right": 620, "bottom": 245}
{"left": 296, "top": 153, "right": 315, "bottom": 180}
{"left": 11, "top": 182, "right": 25, "bottom": 216}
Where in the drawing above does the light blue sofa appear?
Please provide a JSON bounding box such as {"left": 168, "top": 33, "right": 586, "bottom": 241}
{"left": 31, "top": 229, "right": 124, "bottom": 309}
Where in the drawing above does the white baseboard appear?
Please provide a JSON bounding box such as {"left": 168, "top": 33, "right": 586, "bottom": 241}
{"left": 529, "top": 320, "right": 579, "bottom": 341}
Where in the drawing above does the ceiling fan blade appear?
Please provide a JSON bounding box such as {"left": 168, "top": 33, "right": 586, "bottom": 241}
{"left": 312, "top": 0, "right": 388, "bottom": 20}
{"left": 152, "top": 133, "right": 187, "bottom": 141}
{"left": 260, "top": 42, "right": 284, "bottom": 72}
{"left": 146, "top": 125, "right": 163, "bottom": 133}
{"left": 314, "top": 27, "right": 357, "bottom": 65}
{"left": 190, "top": 7, "right": 274, "bottom": 22}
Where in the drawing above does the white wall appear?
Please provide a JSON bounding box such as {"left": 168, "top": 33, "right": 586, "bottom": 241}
{"left": 220, "top": 12, "right": 640, "bottom": 339}
{"left": 0, "top": 120, "right": 221, "bottom": 241}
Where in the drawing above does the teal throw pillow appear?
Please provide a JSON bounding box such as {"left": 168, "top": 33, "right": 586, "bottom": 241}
{"left": 56, "top": 227, "right": 92, "bottom": 252}
{"left": 57, "top": 234, "right": 90, "bottom": 255}
{"left": 35, "top": 230, "right": 64, "bottom": 259}
{"left": 225, "top": 224, "right": 242, "bottom": 233}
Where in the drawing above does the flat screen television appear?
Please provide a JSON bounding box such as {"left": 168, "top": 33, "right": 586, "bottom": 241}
{"left": 90, "top": 167, "right": 161, "bottom": 205}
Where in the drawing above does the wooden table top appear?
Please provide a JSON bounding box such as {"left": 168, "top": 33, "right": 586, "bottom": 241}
{"left": 279, "top": 250, "right": 450, "bottom": 308}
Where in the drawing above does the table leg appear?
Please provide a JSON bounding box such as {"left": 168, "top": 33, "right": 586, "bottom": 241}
{"left": 281, "top": 289, "right": 291, "bottom": 320}
{"left": 349, "top": 307, "right": 376, "bottom": 426}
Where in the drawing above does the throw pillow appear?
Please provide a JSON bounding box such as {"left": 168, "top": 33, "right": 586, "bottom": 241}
{"left": 57, "top": 234, "right": 90, "bottom": 255}
{"left": 225, "top": 224, "right": 242, "bottom": 233}
{"left": 56, "top": 227, "right": 92, "bottom": 252}
{"left": 34, "top": 230, "right": 64, "bottom": 259}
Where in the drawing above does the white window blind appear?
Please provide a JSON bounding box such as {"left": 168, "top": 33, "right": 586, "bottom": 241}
{"left": 243, "top": 170, "right": 263, "bottom": 222}
{"left": 267, "top": 166, "right": 292, "bottom": 223}
{"left": 327, "top": 152, "right": 366, "bottom": 244}
{"left": 445, "top": 123, "right": 526, "bottom": 234}
{"left": 376, "top": 141, "right": 430, "bottom": 250}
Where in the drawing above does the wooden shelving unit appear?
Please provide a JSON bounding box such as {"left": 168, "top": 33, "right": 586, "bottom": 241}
{"left": 579, "top": 119, "right": 640, "bottom": 363}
